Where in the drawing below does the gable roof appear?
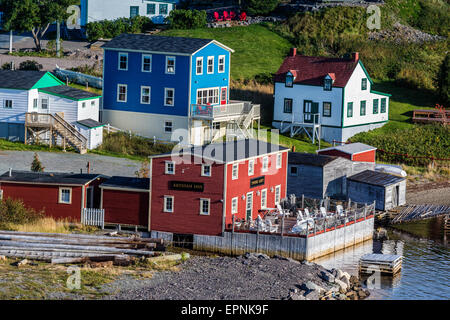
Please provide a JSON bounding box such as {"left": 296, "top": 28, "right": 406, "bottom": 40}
{"left": 347, "top": 170, "right": 405, "bottom": 187}
{"left": 102, "top": 34, "right": 234, "bottom": 55}
{"left": 0, "top": 170, "right": 106, "bottom": 186}
{"left": 274, "top": 54, "right": 359, "bottom": 87}
{"left": 39, "top": 85, "right": 101, "bottom": 101}
{"left": 0, "top": 70, "right": 63, "bottom": 90}
{"left": 317, "top": 143, "right": 377, "bottom": 156}
{"left": 100, "top": 176, "right": 150, "bottom": 191}
{"left": 288, "top": 152, "right": 342, "bottom": 167}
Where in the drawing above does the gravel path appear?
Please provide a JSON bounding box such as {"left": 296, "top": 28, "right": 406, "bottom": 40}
{"left": 0, "top": 150, "right": 141, "bottom": 177}
{"left": 104, "top": 255, "right": 330, "bottom": 300}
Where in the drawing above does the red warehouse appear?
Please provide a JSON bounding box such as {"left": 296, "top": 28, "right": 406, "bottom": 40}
{"left": 0, "top": 170, "right": 106, "bottom": 221}
{"left": 100, "top": 177, "right": 150, "bottom": 228}
{"left": 149, "top": 139, "right": 289, "bottom": 236}
{"left": 317, "top": 142, "right": 377, "bottom": 163}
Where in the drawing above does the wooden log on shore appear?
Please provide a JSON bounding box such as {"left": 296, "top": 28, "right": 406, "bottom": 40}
{"left": 51, "top": 255, "right": 132, "bottom": 265}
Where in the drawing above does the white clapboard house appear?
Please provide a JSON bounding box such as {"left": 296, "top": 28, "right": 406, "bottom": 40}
{"left": 272, "top": 50, "right": 391, "bottom": 143}
{"left": 0, "top": 70, "right": 103, "bottom": 153}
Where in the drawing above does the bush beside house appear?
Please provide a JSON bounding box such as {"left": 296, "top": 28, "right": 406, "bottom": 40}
{"left": 86, "top": 16, "right": 155, "bottom": 42}
{"left": 167, "top": 9, "right": 207, "bottom": 29}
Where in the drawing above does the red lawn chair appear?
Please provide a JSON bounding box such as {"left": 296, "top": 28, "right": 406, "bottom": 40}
{"left": 230, "top": 11, "right": 236, "bottom": 20}
{"left": 239, "top": 12, "right": 247, "bottom": 21}
{"left": 223, "top": 11, "right": 231, "bottom": 21}
{"left": 213, "top": 11, "right": 223, "bottom": 22}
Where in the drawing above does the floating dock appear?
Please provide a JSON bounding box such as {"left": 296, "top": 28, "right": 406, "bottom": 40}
{"left": 359, "top": 253, "right": 402, "bottom": 275}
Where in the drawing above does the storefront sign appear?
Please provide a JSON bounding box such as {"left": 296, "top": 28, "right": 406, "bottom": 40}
{"left": 250, "top": 176, "right": 265, "bottom": 188}
{"left": 169, "top": 181, "right": 204, "bottom": 192}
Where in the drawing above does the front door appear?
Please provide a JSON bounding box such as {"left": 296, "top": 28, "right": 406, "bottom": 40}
{"left": 130, "top": 6, "right": 139, "bottom": 18}
{"left": 304, "top": 100, "right": 319, "bottom": 123}
{"left": 220, "top": 87, "right": 227, "bottom": 105}
{"left": 86, "top": 187, "right": 94, "bottom": 208}
{"left": 246, "top": 192, "right": 253, "bottom": 221}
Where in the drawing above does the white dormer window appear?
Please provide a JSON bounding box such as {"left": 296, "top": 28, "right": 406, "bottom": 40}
{"left": 207, "top": 56, "right": 214, "bottom": 74}
{"left": 166, "top": 56, "right": 176, "bottom": 74}
{"left": 218, "top": 55, "right": 225, "bottom": 73}
{"left": 118, "top": 53, "right": 128, "bottom": 70}
{"left": 324, "top": 78, "right": 332, "bottom": 91}
{"left": 196, "top": 57, "right": 203, "bottom": 75}
{"left": 285, "top": 72, "right": 294, "bottom": 87}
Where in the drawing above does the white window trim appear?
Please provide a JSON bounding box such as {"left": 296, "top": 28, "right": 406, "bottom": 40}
{"left": 164, "top": 195, "right": 174, "bottom": 213}
{"left": 196, "top": 57, "right": 203, "bottom": 75}
{"left": 201, "top": 164, "right": 211, "bottom": 177}
{"left": 164, "top": 88, "right": 175, "bottom": 106}
{"left": 33, "top": 98, "right": 38, "bottom": 109}
{"left": 117, "top": 84, "right": 127, "bottom": 103}
{"left": 232, "top": 163, "right": 239, "bottom": 180}
{"left": 276, "top": 153, "right": 282, "bottom": 169}
{"left": 199, "top": 198, "right": 210, "bottom": 216}
{"left": 165, "top": 161, "right": 175, "bottom": 174}
{"left": 231, "top": 197, "right": 238, "bottom": 214}
{"left": 140, "top": 86, "right": 151, "bottom": 104}
{"left": 41, "top": 98, "right": 49, "bottom": 109}
{"left": 58, "top": 187, "right": 72, "bottom": 204}
{"left": 262, "top": 156, "right": 269, "bottom": 173}
{"left": 4, "top": 99, "right": 13, "bottom": 109}
{"left": 261, "top": 188, "right": 267, "bottom": 209}
{"left": 164, "top": 120, "right": 173, "bottom": 133}
{"left": 218, "top": 55, "right": 225, "bottom": 73}
{"left": 165, "top": 56, "right": 176, "bottom": 74}
{"left": 141, "top": 54, "right": 152, "bottom": 72}
{"left": 196, "top": 87, "right": 220, "bottom": 105}
{"left": 118, "top": 52, "right": 128, "bottom": 71}
{"left": 246, "top": 191, "right": 253, "bottom": 219}
{"left": 275, "top": 185, "right": 281, "bottom": 205}
{"left": 207, "top": 56, "right": 214, "bottom": 74}
{"left": 248, "top": 159, "right": 254, "bottom": 176}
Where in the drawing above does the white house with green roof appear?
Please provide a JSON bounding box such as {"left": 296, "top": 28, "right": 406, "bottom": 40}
{"left": 0, "top": 70, "right": 103, "bottom": 151}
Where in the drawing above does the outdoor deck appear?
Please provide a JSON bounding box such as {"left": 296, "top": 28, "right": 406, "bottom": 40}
{"left": 191, "top": 101, "right": 260, "bottom": 121}
{"left": 412, "top": 109, "right": 449, "bottom": 125}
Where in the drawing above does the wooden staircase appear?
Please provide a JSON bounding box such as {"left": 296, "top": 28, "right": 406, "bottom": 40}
{"left": 25, "top": 112, "right": 88, "bottom": 154}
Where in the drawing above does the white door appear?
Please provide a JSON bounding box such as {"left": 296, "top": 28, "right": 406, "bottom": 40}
{"left": 193, "top": 120, "right": 203, "bottom": 145}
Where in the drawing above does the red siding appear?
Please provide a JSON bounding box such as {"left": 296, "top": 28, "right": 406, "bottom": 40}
{"left": 150, "top": 156, "right": 225, "bottom": 236}
{"left": 225, "top": 151, "right": 288, "bottom": 227}
{"left": 0, "top": 183, "right": 83, "bottom": 221}
{"left": 352, "top": 150, "right": 376, "bottom": 163}
{"left": 102, "top": 189, "right": 149, "bottom": 226}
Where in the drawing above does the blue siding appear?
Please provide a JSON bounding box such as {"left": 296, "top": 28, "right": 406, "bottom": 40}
{"left": 103, "top": 50, "right": 191, "bottom": 117}
{"left": 190, "top": 43, "right": 231, "bottom": 106}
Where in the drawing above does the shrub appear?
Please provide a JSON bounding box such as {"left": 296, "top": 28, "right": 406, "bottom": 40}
{"left": 167, "top": 9, "right": 207, "bottom": 29}
{"left": 1, "top": 62, "right": 12, "bottom": 70}
{"left": 18, "top": 60, "right": 43, "bottom": 71}
{"left": 86, "top": 16, "right": 155, "bottom": 42}
{"left": 437, "top": 54, "right": 450, "bottom": 105}
{"left": 244, "top": 0, "right": 280, "bottom": 16}
{"left": 0, "top": 198, "right": 43, "bottom": 228}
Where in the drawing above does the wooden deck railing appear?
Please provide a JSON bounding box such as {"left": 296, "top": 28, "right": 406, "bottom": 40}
{"left": 412, "top": 109, "right": 449, "bottom": 125}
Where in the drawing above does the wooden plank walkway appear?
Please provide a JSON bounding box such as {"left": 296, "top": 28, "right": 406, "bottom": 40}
{"left": 391, "top": 204, "right": 450, "bottom": 224}
{"left": 359, "top": 253, "right": 402, "bottom": 275}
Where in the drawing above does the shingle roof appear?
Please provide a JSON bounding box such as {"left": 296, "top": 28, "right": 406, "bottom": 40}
{"left": 100, "top": 176, "right": 149, "bottom": 191}
{"left": 347, "top": 170, "right": 405, "bottom": 187}
{"left": 152, "top": 139, "right": 288, "bottom": 163}
{"left": 102, "top": 34, "right": 217, "bottom": 54}
{"left": 288, "top": 152, "right": 340, "bottom": 167}
{"left": 0, "top": 70, "right": 49, "bottom": 89}
{"left": 318, "top": 143, "right": 377, "bottom": 155}
{"left": 39, "top": 85, "right": 101, "bottom": 100}
{"left": 0, "top": 170, "right": 106, "bottom": 185}
{"left": 274, "top": 55, "right": 359, "bottom": 87}
{"left": 77, "top": 119, "right": 105, "bottom": 129}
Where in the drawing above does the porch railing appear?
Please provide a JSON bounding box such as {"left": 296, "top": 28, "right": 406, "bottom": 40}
{"left": 81, "top": 208, "right": 105, "bottom": 229}
{"left": 191, "top": 101, "right": 260, "bottom": 119}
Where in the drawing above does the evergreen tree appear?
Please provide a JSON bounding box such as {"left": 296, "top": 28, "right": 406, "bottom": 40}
{"left": 31, "top": 153, "right": 45, "bottom": 172}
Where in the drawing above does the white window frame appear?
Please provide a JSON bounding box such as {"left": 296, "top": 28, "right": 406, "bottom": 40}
{"left": 165, "top": 161, "right": 175, "bottom": 174}
{"left": 164, "top": 195, "right": 174, "bottom": 213}
{"left": 166, "top": 56, "right": 176, "bottom": 74}
{"left": 164, "top": 120, "right": 173, "bottom": 133}
{"left": 201, "top": 164, "right": 211, "bottom": 177}
{"left": 81, "top": 102, "right": 86, "bottom": 109}
{"left": 248, "top": 159, "right": 254, "bottom": 176}
{"left": 261, "top": 188, "right": 267, "bottom": 209}
{"left": 218, "top": 55, "right": 225, "bottom": 73}
{"left": 164, "top": 88, "right": 175, "bottom": 106}
{"left": 232, "top": 163, "right": 239, "bottom": 180}
{"left": 196, "top": 57, "right": 203, "bottom": 75}
{"left": 4, "top": 99, "right": 12, "bottom": 109}
{"left": 140, "top": 86, "right": 151, "bottom": 104}
{"left": 118, "top": 52, "right": 128, "bottom": 71}
{"left": 91, "top": 100, "right": 96, "bottom": 107}
{"left": 199, "top": 198, "right": 210, "bottom": 216}
{"left": 58, "top": 187, "right": 72, "bottom": 204}
{"left": 275, "top": 185, "right": 281, "bottom": 205}
{"left": 33, "top": 98, "right": 38, "bottom": 109}
{"left": 207, "top": 56, "right": 214, "bottom": 74}
{"left": 41, "top": 98, "right": 48, "bottom": 110}
{"left": 117, "top": 84, "right": 127, "bottom": 102}
{"left": 262, "top": 156, "right": 269, "bottom": 173}
{"left": 196, "top": 87, "right": 219, "bottom": 105}
{"left": 276, "top": 153, "right": 282, "bottom": 169}
{"left": 231, "top": 197, "right": 238, "bottom": 214}
{"left": 142, "top": 54, "right": 152, "bottom": 72}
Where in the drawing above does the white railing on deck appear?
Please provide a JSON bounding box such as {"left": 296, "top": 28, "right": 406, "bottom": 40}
{"left": 191, "top": 101, "right": 260, "bottom": 119}
{"left": 81, "top": 208, "right": 105, "bottom": 229}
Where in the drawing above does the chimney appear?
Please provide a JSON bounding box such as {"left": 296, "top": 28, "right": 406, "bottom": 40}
{"left": 352, "top": 52, "right": 359, "bottom": 62}
{"left": 8, "top": 168, "right": 12, "bottom": 177}
{"left": 290, "top": 47, "right": 297, "bottom": 57}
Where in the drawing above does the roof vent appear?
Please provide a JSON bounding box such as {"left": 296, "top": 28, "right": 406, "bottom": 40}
{"left": 8, "top": 168, "right": 12, "bottom": 177}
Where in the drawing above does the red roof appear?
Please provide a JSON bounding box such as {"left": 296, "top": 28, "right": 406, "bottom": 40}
{"left": 274, "top": 55, "right": 359, "bottom": 87}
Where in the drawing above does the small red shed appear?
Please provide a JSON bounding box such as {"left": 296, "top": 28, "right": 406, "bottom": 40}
{"left": 149, "top": 139, "right": 289, "bottom": 236}
{"left": 0, "top": 170, "right": 106, "bottom": 221}
{"left": 100, "top": 176, "right": 150, "bottom": 228}
{"left": 317, "top": 142, "right": 377, "bottom": 163}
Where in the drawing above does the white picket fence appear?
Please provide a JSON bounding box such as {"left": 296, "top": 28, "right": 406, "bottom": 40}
{"left": 81, "top": 208, "right": 105, "bottom": 229}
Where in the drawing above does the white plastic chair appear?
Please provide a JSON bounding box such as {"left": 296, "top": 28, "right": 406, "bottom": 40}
{"left": 304, "top": 208, "right": 310, "bottom": 218}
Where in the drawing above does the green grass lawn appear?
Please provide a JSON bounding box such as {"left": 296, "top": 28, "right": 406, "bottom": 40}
{"left": 160, "top": 24, "right": 292, "bottom": 81}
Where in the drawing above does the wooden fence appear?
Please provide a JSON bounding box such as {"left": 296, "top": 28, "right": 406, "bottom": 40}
{"left": 81, "top": 208, "right": 105, "bottom": 229}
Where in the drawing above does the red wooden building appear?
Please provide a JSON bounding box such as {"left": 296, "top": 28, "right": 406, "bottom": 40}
{"left": 0, "top": 170, "right": 106, "bottom": 221}
{"left": 317, "top": 142, "right": 376, "bottom": 163}
{"left": 100, "top": 176, "right": 149, "bottom": 228}
{"left": 149, "top": 139, "right": 289, "bottom": 236}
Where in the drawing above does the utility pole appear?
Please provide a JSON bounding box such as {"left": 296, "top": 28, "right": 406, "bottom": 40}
{"left": 56, "top": 21, "right": 61, "bottom": 57}
{"left": 9, "top": 30, "right": 13, "bottom": 54}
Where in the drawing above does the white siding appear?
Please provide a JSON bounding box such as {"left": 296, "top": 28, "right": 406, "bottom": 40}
{"left": 78, "top": 98, "right": 100, "bottom": 122}
{"left": 0, "top": 88, "right": 29, "bottom": 123}
{"left": 38, "top": 93, "right": 78, "bottom": 123}
{"left": 75, "top": 124, "right": 103, "bottom": 149}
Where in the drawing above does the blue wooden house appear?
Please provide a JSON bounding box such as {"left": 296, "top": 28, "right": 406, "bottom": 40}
{"left": 101, "top": 33, "right": 260, "bottom": 145}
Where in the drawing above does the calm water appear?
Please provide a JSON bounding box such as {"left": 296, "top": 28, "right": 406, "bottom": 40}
{"left": 314, "top": 222, "right": 450, "bottom": 300}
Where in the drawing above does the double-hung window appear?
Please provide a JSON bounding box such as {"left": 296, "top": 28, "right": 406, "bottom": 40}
{"left": 360, "top": 101, "right": 366, "bottom": 116}
{"left": 164, "top": 121, "right": 173, "bottom": 133}
{"left": 261, "top": 189, "right": 267, "bottom": 209}
{"left": 142, "top": 54, "right": 152, "bottom": 72}
{"left": 4, "top": 100, "right": 12, "bottom": 109}
{"left": 164, "top": 196, "right": 174, "bottom": 213}
{"left": 166, "top": 56, "right": 175, "bottom": 74}
{"left": 207, "top": 56, "right": 214, "bottom": 74}
{"left": 361, "top": 78, "right": 367, "bottom": 90}
{"left": 232, "top": 164, "right": 238, "bottom": 180}
{"left": 165, "top": 161, "right": 175, "bottom": 174}
{"left": 117, "top": 84, "right": 127, "bottom": 102}
{"left": 118, "top": 53, "right": 128, "bottom": 70}
{"left": 196, "top": 57, "right": 203, "bottom": 75}
{"left": 381, "top": 98, "right": 387, "bottom": 113}
{"left": 262, "top": 156, "right": 269, "bottom": 173}
{"left": 59, "top": 187, "right": 72, "bottom": 204}
{"left": 373, "top": 99, "right": 379, "bottom": 114}
{"left": 323, "top": 102, "right": 332, "bottom": 117}
{"left": 218, "top": 55, "right": 225, "bottom": 73}
{"left": 147, "top": 3, "right": 156, "bottom": 14}
{"left": 284, "top": 98, "right": 293, "bottom": 113}
{"left": 248, "top": 160, "right": 254, "bottom": 176}
{"left": 347, "top": 102, "right": 353, "bottom": 118}
{"left": 141, "top": 86, "right": 151, "bottom": 104}
{"left": 231, "top": 197, "right": 238, "bottom": 214}
{"left": 159, "top": 4, "right": 168, "bottom": 15}
{"left": 276, "top": 153, "right": 282, "bottom": 169}
{"left": 274, "top": 185, "right": 281, "bottom": 205}
{"left": 202, "top": 164, "right": 211, "bottom": 177}
{"left": 164, "top": 88, "right": 175, "bottom": 106}
{"left": 41, "top": 98, "right": 48, "bottom": 109}
{"left": 33, "top": 98, "right": 38, "bottom": 110}
{"left": 200, "top": 199, "right": 210, "bottom": 215}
